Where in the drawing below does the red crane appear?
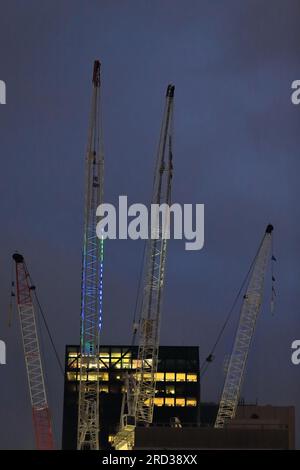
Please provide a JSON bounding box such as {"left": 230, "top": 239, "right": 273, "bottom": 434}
{"left": 13, "top": 253, "right": 54, "bottom": 450}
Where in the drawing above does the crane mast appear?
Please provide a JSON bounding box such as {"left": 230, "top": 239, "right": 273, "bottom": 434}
{"left": 12, "top": 253, "right": 54, "bottom": 450}
{"left": 214, "top": 224, "right": 274, "bottom": 429}
{"left": 77, "top": 60, "right": 104, "bottom": 450}
{"left": 113, "top": 84, "right": 174, "bottom": 450}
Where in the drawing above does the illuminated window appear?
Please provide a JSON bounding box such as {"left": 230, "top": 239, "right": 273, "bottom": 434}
{"left": 156, "top": 372, "right": 164, "bottom": 381}
{"left": 99, "top": 361, "right": 108, "bottom": 369}
{"left": 155, "top": 383, "right": 164, "bottom": 394}
{"left": 143, "top": 373, "right": 152, "bottom": 380}
{"left": 67, "top": 372, "right": 77, "bottom": 381}
{"left": 67, "top": 358, "right": 78, "bottom": 369}
{"left": 166, "top": 385, "right": 175, "bottom": 395}
{"left": 87, "top": 373, "right": 98, "bottom": 381}
{"left": 186, "top": 373, "right": 197, "bottom": 382}
{"left": 122, "top": 358, "right": 131, "bottom": 369}
{"left": 69, "top": 371, "right": 110, "bottom": 382}
{"left": 108, "top": 435, "right": 114, "bottom": 443}
{"left": 100, "top": 355, "right": 110, "bottom": 362}
{"left": 136, "top": 372, "right": 152, "bottom": 381}
{"left": 110, "top": 352, "right": 122, "bottom": 358}
{"left": 176, "top": 373, "right": 186, "bottom": 382}
{"left": 175, "top": 398, "right": 185, "bottom": 407}
{"left": 154, "top": 398, "right": 164, "bottom": 407}
{"left": 99, "top": 372, "right": 109, "bottom": 381}
{"left": 123, "top": 353, "right": 131, "bottom": 358}
{"left": 100, "top": 353, "right": 110, "bottom": 359}
{"left": 165, "top": 373, "right": 175, "bottom": 381}
{"left": 186, "top": 398, "right": 197, "bottom": 407}
{"left": 99, "top": 385, "right": 108, "bottom": 393}
{"left": 88, "top": 360, "right": 98, "bottom": 369}
{"left": 100, "top": 358, "right": 110, "bottom": 369}
{"left": 112, "top": 362, "right": 122, "bottom": 369}
{"left": 68, "top": 352, "right": 79, "bottom": 358}
{"left": 132, "top": 359, "right": 142, "bottom": 369}
{"left": 165, "top": 397, "right": 175, "bottom": 407}
{"left": 76, "top": 358, "right": 81, "bottom": 368}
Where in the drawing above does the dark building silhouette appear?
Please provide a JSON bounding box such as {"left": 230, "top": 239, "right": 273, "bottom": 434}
{"left": 62, "top": 345, "right": 200, "bottom": 449}
{"left": 134, "top": 425, "right": 293, "bottom": 450}
{"left": 199, "top": 402, "right": 295, "bottom": 448}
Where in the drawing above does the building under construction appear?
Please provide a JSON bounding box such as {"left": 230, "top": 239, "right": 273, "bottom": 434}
{"left": 62, "top": 345, "right": 200, "bottom": 449}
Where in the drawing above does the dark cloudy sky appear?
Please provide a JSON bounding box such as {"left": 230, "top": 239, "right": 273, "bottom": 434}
{"left": 0, "top": 0, "right": 299, "bottom": 449}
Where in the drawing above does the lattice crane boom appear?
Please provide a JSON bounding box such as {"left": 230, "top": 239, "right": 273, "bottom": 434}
{"left": 13, "top": 253, "right": 54, "bottom": 450}
{"left": 77, "top": 60, "right": 104, "bottom": 450}
{"left": 113, "top": 84, "right": 175, "bottom": 450}
{"left": 214, "top": 224, "right": 274, "bottom": 429}
{"left": 134, "top": 84, "right": 174, "bottom": 425}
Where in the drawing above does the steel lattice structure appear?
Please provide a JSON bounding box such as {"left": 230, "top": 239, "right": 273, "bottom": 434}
{"left": 214, "top": 224, "right": 274, "bottom": 428}
{"left": 77, "top": 60, "right": 104, "bottom": 450}
{"left": 113, "top": 85, "right": 174, "bottom": 450}
{"left": 13, "top": 253, "right": 54, "bottom": 450}
{"left": 134, "top": 87, "right": 174, "bottom": 424}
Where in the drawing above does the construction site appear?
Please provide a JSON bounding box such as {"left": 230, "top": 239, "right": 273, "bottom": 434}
{"left": 3, "top": 60, "right": 295, "bottom": 451}
{"left": 1, "top": 2, "right": 299, "bottom": 456}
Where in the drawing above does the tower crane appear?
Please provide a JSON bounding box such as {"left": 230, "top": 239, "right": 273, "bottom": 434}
{"left": 113, "top": 84, "right": 175, "bottom": 450}
{"left": 214, "top": 224, "right": 274, "bottom": 428}
{"left": 12, "top": 253, "right": 54, "bottom": 450}
{"left": 77, "top": 60, "right": 104, "bottom": 450}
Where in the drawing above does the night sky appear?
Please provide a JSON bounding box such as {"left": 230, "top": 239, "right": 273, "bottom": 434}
{"left": 0, "top": 0, "right": 299, "bottom": 449}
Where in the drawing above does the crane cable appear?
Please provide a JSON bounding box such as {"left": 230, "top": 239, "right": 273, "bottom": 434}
{"left": 26, "top": 264, "right": 65, "bottom": 377}
{"left": 8, "top": 262, "right": 15, "bottom": 327}
{"left": 131, "top": 241, "right": 146, "bottom": 347}
{"left": 35, "top": 290, "right": 58, "bottom": 448}
{"left": 271, "top": 233, "right": 276, "bottom": 314}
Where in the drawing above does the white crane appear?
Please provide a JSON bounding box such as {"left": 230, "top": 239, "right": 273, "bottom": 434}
{"left": 215, "top": 224, "right": 274, "bottom": 428}
{"left": 77, "top": 60, "right": 104, "bottom": 450}
{"left": 113, "top": 84, "right": 175, "bottom": 450}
